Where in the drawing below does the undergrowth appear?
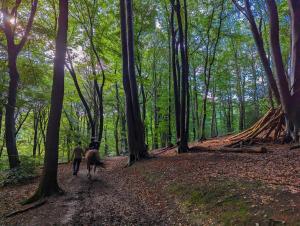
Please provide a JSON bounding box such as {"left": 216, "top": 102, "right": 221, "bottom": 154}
{"left": 0, "top": 156, "right": 37, "bottom": 187}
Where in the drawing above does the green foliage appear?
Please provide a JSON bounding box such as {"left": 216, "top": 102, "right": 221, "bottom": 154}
{"left": 0, "top": 156, "right": 37, "bottom": 187}
{"left": 0, "top": 0, "right": 286, "bottom": 166}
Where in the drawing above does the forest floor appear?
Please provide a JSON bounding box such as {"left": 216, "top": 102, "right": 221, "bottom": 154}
{"left": 0, "top": 137, "right": 300, "bottom": 225}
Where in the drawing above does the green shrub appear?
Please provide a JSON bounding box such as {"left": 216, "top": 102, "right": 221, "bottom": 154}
{"left": 0, "top": 156, "right": 37, "bottom": 187}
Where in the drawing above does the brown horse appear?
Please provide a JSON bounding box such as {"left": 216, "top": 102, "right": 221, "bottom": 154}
{"left": 85, "top": 149, "right": 104, "bottom": 179}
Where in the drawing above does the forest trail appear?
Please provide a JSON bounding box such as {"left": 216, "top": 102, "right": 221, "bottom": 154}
{"left": 1, "top": 139, "right": 300, "bottom": 225}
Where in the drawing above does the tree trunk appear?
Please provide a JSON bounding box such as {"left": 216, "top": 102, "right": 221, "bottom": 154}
{"left": 251, "top": 55, "right": 260, "bottom": 121}
{"left": 121, "top": 113, "right": 128, "bottom": 154}
{"left": 120, "top": 0, "right": 148, "bottom": 165}
{"left": 211, "top": 80, "right": 218, "bottom": 137}
{"left": 115, "top": 83, "right": 120, "bottom": 156}
{"left": 175, "top": 0, "right": 189, "bottom": 153}
{"left": 193, "top": 69, "right": 199, "bottom": 139}
{"left": 5, "top": 55, "right": 20, "bottom": 169}
{"left": 233, "top": 0, "right": 281, "bottom": 104}
{"left": 234, "top": 48, "right": 246, "bottom": 131}
{"left": 0, "top": 107, "right": 3, "bottom": 137}
{"left": 200, "top": 1, "right": 224, "bottom": 140}
{"left": 170, "top": 0, "right": 180, "bottom": 141}
{"left": 33, "top": 110, "right": 39, "bottom": 158}
{"left": 167, "top": 24, "right": 172, "bottom": 146}
{"left": 152, "top": 50, "right": 159, "bottom": 149}
{"left": 2, "top": 0, "right": 38, "bottom": 169}
{"left": 66, "top": 57, "right": 95, "bottom": 138}
{"left": 27, "top": 0, "right": 68, "bottom": 203}
{"left": 104, "top": 127, "right": 108, "bottom": 156}
{"left": 288, "top": 0, "right": 300, "bottom": 131}
{"left": 266, "top": 0, "right": 291, "bottom": 114}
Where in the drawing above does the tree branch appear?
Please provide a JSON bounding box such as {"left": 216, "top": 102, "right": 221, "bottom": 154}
{"left": 15, "top": 109, "right": 31, "bottom": 136}
{"left": 16, "top": 0, "right": 38, "bottom": 52}
{"left": 231, "top": 0, "right": 250, "bottom": 21}
{"left": 10, "top": 0, "right": 22, "bottom": 17}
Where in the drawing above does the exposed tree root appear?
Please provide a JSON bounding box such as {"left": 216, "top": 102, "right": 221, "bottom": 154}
{"left": 226, "top": 108, "right": 285, "bottom": 147}
{"left": 6, "top": 200, "right": 47, "bottom": 218}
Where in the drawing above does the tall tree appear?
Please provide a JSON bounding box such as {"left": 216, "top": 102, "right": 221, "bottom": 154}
{"left": 232, "top": 0, "right": 280, "bottom": 104}
{"left": 120, "top": 0, "right": 148, "bottom": 165}
{"left": 0, "top": 0, "right": 38, "bottom": 169}
{"left": 200, "top": 0, "right": 224, "bottom": 140}
{"left": 267, "top": 0, "right": 300, "bottom": 141}
{"left": 27, "top": 0, "right": 68, "bottom": 202}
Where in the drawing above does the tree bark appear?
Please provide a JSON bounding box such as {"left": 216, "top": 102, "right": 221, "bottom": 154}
{"left": 211, "top": 79, "right": 218, "bottom": 137}
{"left": 170, "top": 0, "right": 180, "bottom": 141}
{"left": 33, "top": 110, "right": 39, "bottom": 157}
{"left": 175, "top": 0, "right": 189, "bottom": 153}
{"left": 288, "top": 0, "right": 300, "bottom": 131}
{"left": 27, "top": 0, "right": 68, "bottom": 203}
{"left": 266, "top": 0, "right": 291, "bottom": 114}
{"left": 5, "top": 55, "right": 20, "bottom": 168}
{"left": 115, "top": 83, "right": 120, "bottom": 156}
{"left": 120, "top": 0, "right": 148, "bottom": 165}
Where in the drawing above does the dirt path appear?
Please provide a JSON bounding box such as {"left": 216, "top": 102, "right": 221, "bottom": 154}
{"left": 1, "top": 141, "right": 300, "bottom": 225}
{"left": 1, "top": 157, "right": 187, "bottom": 225}
{"left": 61, "top": 158, "right": 181, "bottom": 225}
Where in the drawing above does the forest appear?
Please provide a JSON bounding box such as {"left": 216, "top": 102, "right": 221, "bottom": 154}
{"left": 0, "top": 0, "right": 299, "bottom": 225}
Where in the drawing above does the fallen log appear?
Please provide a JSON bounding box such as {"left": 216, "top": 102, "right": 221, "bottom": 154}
{"left": 6, "top": 199, "right": 47, "bottom": 218}
{"left": 190, "top": 146, "right": 268, "bottom": 154}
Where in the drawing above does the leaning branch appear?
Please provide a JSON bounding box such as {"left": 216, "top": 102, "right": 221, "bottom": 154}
{"left": 16, "top": 0, "right": 38, "bottom": 52}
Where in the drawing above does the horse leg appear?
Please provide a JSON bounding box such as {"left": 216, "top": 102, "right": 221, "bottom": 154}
{"left": 94, "top": 165, "right": 97, "bottom": 174}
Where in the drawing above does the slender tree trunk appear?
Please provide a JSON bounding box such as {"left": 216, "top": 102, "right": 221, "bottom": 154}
{"left": 251, "top": 56, "right": 260, "bottom": 121}
{"left": 0, "top": 107, "right": 4, "bottom": 158}
{"left": 115, "top": 83, "right": 120, "bottom": 156}
{"left": 170, "top": 0, "right": 180, "bottom": 141}
{"left": 33, "top": 110, "right": 39, "bottom": 157}
{"left": 121, "top": 113, "right": 128, "bottom": 154}
{"left": 193, "top": 69, "right": 199, "bottom": 139}
{"left": 104, "top": 127, "right": 108, "bottom": 156}
{"left": 66, "top": 57, "right": 95, "bottom": 138}
{"left": 191, "top": 83, "right": 196, "bottom": 141}
{"left": 27, "top": 0, "right": 68, "bottom": 203}
{"left": 152, "top": 50, "right": 159, "bottom": 149}
{"left": 167, "top": 23, "right": 172, "bottom": 146}
{"left": 211, "top": 80, "right": 218, "bottom": 137}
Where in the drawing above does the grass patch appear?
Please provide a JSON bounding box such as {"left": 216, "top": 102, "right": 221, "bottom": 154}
{"left": 167, "top": 180, "right": 255, "bottom": 225}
